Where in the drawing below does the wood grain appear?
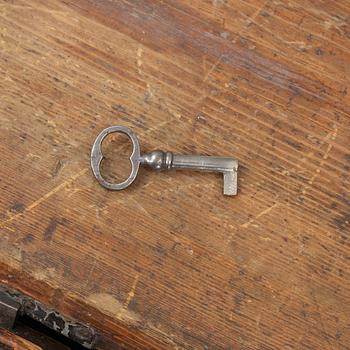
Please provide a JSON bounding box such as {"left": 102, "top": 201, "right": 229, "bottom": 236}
{"left": 0, "top": 329, "right": 43, "bottom": 350}
{"left": 0, "top": 0, "right": 349, "bottom": 349}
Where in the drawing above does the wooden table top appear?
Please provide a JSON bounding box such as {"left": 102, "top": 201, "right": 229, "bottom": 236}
{"left": 0, "top": 0, "right": 349, "bottom": 349}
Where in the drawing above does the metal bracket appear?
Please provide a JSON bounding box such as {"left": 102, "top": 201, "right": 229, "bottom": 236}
{"left": 0, "top": 292, "right": 20, "bottom": 329}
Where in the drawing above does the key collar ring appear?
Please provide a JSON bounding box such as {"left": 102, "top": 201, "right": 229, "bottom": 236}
{"left": 90, "top": 126, "right": 140, "bottom": 190}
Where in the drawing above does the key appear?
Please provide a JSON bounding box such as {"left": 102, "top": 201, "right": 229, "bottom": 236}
{"left": 91, "top": 126, "right": 238, "bottom": 196}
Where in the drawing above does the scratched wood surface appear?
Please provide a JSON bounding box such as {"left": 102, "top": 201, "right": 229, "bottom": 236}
{"left": 0, "top": 0, "right": 349, "bottom": 349}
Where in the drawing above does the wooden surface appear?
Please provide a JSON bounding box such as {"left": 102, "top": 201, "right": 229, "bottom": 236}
{"left": 0, "top": 329, "right": 43, "bottom": 350}
{"left": 0, "top": 0, "right": 349, "bottom": 349}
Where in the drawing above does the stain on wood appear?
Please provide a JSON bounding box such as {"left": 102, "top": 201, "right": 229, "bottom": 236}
{"left": 0, "top": 0, "right": 349, "bottom": 349}
{"left": 43, "top": 217, "right": 66, "bottom": 242}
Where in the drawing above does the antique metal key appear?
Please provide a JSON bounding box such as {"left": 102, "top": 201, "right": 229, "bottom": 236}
{"left": 91, "top": 126, "right": 238, "bottom": 195}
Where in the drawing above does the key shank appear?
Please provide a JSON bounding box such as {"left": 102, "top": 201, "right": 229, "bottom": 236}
{"left": 140, "top": 151, "right": 238, "bottom": 196}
